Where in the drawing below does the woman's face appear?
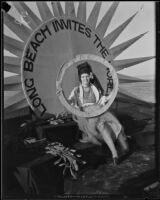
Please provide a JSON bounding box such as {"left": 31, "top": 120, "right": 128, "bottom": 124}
{"left": 81, "top": 73, "right": 91, "bottom": 87}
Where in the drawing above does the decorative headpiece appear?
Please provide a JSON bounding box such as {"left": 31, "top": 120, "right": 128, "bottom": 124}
{"left": 77, "top": 62, "right": 92, "bottom": 78}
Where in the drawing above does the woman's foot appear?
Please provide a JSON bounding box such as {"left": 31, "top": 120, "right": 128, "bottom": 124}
{"left": 112, "top": 157, "right": 119, "bottom": 166}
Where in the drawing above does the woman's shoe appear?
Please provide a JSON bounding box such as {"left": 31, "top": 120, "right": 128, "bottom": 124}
{"left": 112, "top": 157, "right": 119, "bottom": 166}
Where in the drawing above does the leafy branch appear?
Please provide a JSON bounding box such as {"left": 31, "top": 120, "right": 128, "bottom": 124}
{"left": 45, "top": 142, "right": 86, "bottom": 179}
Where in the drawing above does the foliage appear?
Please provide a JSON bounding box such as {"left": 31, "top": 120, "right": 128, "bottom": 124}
{"left": 45, "top": 142, "right": 86, "bottom": 179}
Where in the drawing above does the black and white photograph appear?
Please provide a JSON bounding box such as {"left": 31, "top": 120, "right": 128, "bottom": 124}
{"left": 2, "top": 1, "right": 160, "bottom": 199}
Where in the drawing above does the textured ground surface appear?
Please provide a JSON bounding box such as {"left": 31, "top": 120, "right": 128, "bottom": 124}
{"left": 64, "top": 145, "right": 159, "bottom": 197}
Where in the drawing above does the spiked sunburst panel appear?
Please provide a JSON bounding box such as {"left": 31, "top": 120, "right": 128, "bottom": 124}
{"left": 4, "top": 2, "right": 154, "bottom": 118}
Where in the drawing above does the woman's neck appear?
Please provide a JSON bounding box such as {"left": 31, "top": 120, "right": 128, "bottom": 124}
{"left": 82, "top": 86, "right": 91, "bottom": 93}
{"left": 83, "top": 85, "right": 89, "bottom": 89}
{"left": 82, "top": 83, "right": 91, "bottom": 89}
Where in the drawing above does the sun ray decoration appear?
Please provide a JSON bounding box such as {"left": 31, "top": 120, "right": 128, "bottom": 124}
{"left": 4, "top": 91, "right": 26, "bottom": 109}
{"left": 113, "top": 56, "right": 154, "bottom": 72}
{"left": 110, "top": 32, "right": 148, "bottom": 59}
{"left": 4, "top": 75, "right": 21, "bottom": 85}
{"left": 18, "top": 2, "right": 42, "bottom": 25}
{"left": 117, "top": 91, "right": 152, "bottom": 107}
{"left": 4, "top": 99, "right": 28, "bottom": 114}
{"left": 4, "top": 35, "right": 24, "bottom": 57}
{"left": 4, "top": 84, "right": 22, "bottom": 91}
{"left": 103, "top": 11, "right": 138, "bottom": 48}
{"left": 3, "top": 1, "right": 154, "bottom": 117}
{"left": 4, "top": 11, "right": 32, "bottom": 42}
{"left": 12, "top": 2, "right": 41, "bottom": 30}
{"left": 77, "top": 1, "right": 86, "bottom": 23}
{"left": 118, "top": 86, "right": 154, "bottom": 107}
{"left": 87, "top": 1, "right": 102, "bottom": 29}
{"left": 95, "top": 1, "right": 119, "bottom": 38}
{"left": 51, "top": 1, "right": 64, "bottom": 17}
{"left": 4, "top": 75, "right": 22, "bottom": 91}
{"left": 118, "top": 74, "right": 149, "bottom": 84}
{"left": 4, "top": 56, "right": 21, "bottom": 74}
{"left": 65, "top": 1, "right": 76, "bottom": 17}
{"left": 36, "top": 2, "right": 53, "bottom": 21}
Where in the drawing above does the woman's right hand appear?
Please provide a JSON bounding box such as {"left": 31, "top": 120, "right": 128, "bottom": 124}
{"left": 99, "top": 94, "right": 112, "bottom": 105}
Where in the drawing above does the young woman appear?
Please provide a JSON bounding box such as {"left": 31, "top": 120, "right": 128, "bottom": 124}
{"left": 68, "top": 62, "right": 129, "bottom": 166}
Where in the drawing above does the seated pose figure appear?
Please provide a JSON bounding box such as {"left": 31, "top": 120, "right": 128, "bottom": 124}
{"left": 68, "top": 62, "right": 129, "bottom": 166}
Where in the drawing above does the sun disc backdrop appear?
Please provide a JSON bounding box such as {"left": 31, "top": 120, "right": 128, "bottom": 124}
{"left": 3, "top": 2, "right": 155, "bottom": 118}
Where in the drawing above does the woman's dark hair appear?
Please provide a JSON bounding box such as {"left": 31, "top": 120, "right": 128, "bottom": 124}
{"left": 77, "top": 62, "right": 92, "bottom": 79}
{"left": 91, "top": 73, "right": 104, "bottom": 95}
{"left": 77, "top": 62, "right": 104, "bottom": 95}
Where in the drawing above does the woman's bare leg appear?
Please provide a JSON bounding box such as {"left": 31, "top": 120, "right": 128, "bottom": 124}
{"left": 97, "top": 123, "right": 118, "bottom": 159}
{"left": 117, "top": 129, "right": 129, "bottom": 153}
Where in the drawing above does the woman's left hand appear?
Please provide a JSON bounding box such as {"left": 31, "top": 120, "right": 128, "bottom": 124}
{"left": 99, "top": 95, "right": 110, "bottom": 105}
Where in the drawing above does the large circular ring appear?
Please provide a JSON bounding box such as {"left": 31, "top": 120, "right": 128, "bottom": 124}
{"left": 56, "top": 54, "right": 119, "bottom": 118}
